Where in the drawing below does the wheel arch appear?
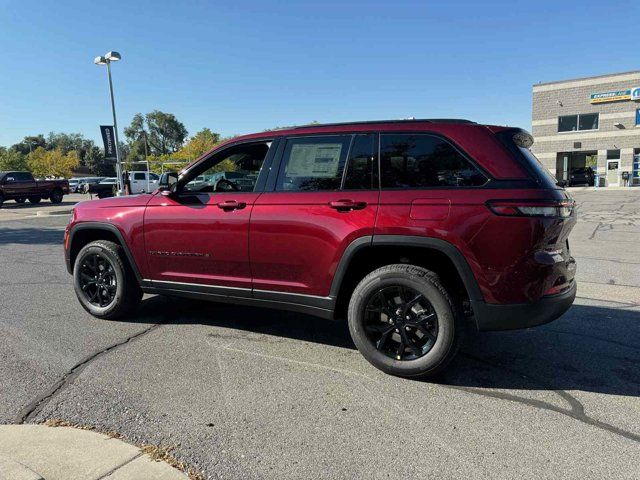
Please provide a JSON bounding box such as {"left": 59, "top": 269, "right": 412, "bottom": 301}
{"left": 67, "top": 222, "right": 143, "bottom": 283}
{"left": 330, "top": 235, "right": 484, "bottom": 319}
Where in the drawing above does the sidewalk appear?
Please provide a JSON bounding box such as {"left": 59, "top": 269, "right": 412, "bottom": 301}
{"left": 566, "top": 185, "right": 639, "bottom": 191}
{"left": 0, "top": 424, "right": 189, "bottom": 480}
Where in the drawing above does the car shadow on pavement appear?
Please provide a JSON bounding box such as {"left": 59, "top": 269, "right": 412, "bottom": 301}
{"left": 440, "top": 303, "right": 640, "bottom": 398}
{"left": 0, "top": 227, "right": 63, "bottom": 245}
{"left": 134, "top": 297, "right": 640, "bottom": 397}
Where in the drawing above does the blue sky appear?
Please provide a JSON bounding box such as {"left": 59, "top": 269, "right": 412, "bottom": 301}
{"left": 1, "top": 0, "right": 638, "bottom": 147}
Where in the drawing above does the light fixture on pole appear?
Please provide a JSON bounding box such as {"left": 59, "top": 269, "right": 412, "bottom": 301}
{"left": 94, "top": 51, "right": 124, "bottom": 195}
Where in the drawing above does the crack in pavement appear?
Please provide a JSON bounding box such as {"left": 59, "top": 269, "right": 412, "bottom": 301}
{"left": 451, "top": 353, "right": 640, "bottom": 444}
{"left": 16, "top": 323, "right": 163, "bottom": 424}
{"left": 95, "top": 452, "right": 144, "bottom": 480}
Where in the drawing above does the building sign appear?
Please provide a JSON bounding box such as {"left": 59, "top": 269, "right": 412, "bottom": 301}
{"left": 100, "top": 125, "right": 117, "bottom": 160}
{"left": 589, "top": 86, "right": 640, "bottom": 103}
{"left": 590, "top": 89, "right": 631, "bottom": 103}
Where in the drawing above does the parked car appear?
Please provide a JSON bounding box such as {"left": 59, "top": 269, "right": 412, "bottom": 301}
{"left": 78, "top": 177, "right": 105, "bottom": 194}
{"left": 88, "top": 177, "right": 117, "bottom": 199}
{"left": 64, "top": 119, "right": 577, "bottom": 378}
{"left": 68, "top": 178, "right": 81, "bottom": 193}
{"left": 0, "top": 171, "right": 69, "bottom": 206}
{"left": 127, "top": 171, "right": 159, "bottom": 194}
{"left": 568, "top": 167, "right": 594, "bottom": 186}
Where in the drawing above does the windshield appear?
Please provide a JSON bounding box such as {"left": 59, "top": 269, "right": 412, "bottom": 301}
{"left": 496, "top": 129, "right": 559, "bottom": 189}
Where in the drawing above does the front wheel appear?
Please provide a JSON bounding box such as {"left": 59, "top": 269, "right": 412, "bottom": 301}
{"left": 50, "top": 188, "right": 63, "bottom": 204}
{"left": 73, "top": 240, "right": 142, "bottom": 319}
{"left": 348, "top": 264, "right": 464, "bottom": 379}
{"left": 28, "top": 196, "right": 41, "bottom": 204}
{"left": 15, "top": 197, "right": 26, "bottom": 204}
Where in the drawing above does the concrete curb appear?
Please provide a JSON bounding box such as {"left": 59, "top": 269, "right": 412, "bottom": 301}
{"left": 0, "top": 425, "right": 189, "bottom": 480}
{"left": 35, "top": 209, "right": 73, "bottom": 217}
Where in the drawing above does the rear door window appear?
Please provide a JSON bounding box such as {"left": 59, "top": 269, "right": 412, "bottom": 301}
{"left": 380, "top": 134, "right": 487, "bottom": 189}
{"left": 275, "top": 136, "right": 351, "bottom": 191}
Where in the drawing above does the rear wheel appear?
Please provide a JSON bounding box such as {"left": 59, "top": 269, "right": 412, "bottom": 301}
{"left": 73, "top": 240, "right": 142, "bottom": 319}
{"left": 0, "top": 193, "right": 4, "bottom": 208}
{"left": 348, "top": 264, "right": 464, "bottom": 378}
{"left": 50, "top": 188, "right": 63, "bottom": 204}
{"left": 28, "top": 196, "right": 41, "bottom": 204}
{"left": 15, "top": 197, "right": 26, "bottom": 204}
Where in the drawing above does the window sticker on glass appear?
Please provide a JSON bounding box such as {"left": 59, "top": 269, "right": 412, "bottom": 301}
{"left": 286, "top": 144, "right": 343, "bottom": 178}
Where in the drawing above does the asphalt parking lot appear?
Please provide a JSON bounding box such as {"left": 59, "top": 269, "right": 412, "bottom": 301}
{"left": 1, "top": 189, "right": 639, "bottom": 479}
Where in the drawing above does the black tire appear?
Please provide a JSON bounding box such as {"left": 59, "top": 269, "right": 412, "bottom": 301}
{"left": 0, "top": 193, "right": 3, "bottom": 208}
{"left": 15, "top": 197, "right": 26, "bottom": 204}
{"left": 73, "top": 240, "right": 142, "bottom": 319}
{"left": 50, "top": 188, "right": 63, "bottom": 204}
{"left": 348, "top": 264, "right": 464, "bottom": 379}
{"left": 28, "top": 196, "right": 41, "bottom": 204}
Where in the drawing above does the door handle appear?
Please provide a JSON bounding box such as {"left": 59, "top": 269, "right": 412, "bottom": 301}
{"left": 217, "top": 200, "right": 247, "bottom": 211}
{"left": 328, "top": 199, "right": 367, "bottom": 212}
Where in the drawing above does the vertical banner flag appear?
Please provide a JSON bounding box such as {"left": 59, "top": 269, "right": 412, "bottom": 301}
{"left": 100, "top": 125, "right": 117, "bottom": 160}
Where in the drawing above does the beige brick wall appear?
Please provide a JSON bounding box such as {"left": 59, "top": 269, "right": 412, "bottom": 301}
{"left": 530, "top": 72, "right": 640, "bottom": 179}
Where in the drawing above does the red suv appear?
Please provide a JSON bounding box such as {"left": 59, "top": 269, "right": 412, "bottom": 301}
{"left": 64, "top": 120, "right": 576, "bottom": 378}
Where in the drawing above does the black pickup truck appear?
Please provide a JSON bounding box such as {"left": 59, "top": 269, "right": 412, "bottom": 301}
{"left": 0, "top": 171, "right": 69, "bottom": 206}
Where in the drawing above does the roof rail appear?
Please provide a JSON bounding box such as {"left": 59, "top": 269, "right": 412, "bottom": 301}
{"left": 292, "top": 119, "right": 475, "bottom": 129}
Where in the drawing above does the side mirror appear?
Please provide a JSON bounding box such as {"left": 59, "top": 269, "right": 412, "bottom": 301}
{"left": 158, "top": 172, "right": 178, "bottom": 195}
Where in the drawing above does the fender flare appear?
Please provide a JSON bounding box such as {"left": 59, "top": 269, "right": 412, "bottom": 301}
{"left": 66, "top": 222, "right": 144, "bottom": 283}
{"left": 329, "top": 235, "right": 483, "bottom": 302}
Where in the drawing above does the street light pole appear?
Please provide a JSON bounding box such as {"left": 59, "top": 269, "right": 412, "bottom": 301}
{"left": 95, "top": 51, "right": 124, "bottom": 195}
{"left": 105, "top": 61, "right": 124, "bottom": 195}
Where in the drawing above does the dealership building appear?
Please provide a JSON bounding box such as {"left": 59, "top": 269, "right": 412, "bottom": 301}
{"left": 531, "top": 70, "right": 640, "bottom": 187}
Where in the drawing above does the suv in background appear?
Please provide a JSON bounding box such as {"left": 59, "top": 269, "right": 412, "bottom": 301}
{"left": 568, "top": 167, "right": 594, "bottom": 186}
{"left": 64, "top": 119, "right": 577, "bottom": 378}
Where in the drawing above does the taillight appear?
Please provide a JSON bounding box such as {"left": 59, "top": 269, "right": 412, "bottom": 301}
{"left": 487, "top": 199, "right": 574, "bottom": 218}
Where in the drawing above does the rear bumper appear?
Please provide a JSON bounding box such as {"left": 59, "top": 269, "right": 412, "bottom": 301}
{"left": 472, "top": 281, "right": 576, "bottom": 331}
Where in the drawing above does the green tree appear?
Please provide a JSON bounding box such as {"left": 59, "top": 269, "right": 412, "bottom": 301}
{"left": 27, "top": 148, "right": 79, "bottom": 178}
{"left": 85, "top": 146, "right": 116, "bottom": 177}
{"left": 0, "top": 149, "right": 28, "bottom": 171}
{"left": 124, "top": 110, "right": 188, "bottom": 158}
{"left": 173, "top": 128, "right": 221, "bottom": 160}
{"left": 11, "top": 135, "right": 46, "bottom": 155}
{"left": 47, "top": 132, "right": 95, "bottom": 166}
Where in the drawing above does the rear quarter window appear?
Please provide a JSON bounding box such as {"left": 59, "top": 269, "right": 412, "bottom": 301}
{"left": 495, "top": 130, "right": 558, "bottom": 188}
{"left": 380, "top": 134, "right": 487, "bottom": 189}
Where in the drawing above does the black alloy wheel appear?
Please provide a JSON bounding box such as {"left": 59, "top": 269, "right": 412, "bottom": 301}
{"left": 348, "top": 264, "right": 464, "bottom": 378}
{"left": 73, "top": 240, "right": 142, "bottom": 319}
{"left": 363, "top": 285, "right": 439, "bottom": 361}
{"left": 78, "top": 253, "right": 117, "bottom": 308}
